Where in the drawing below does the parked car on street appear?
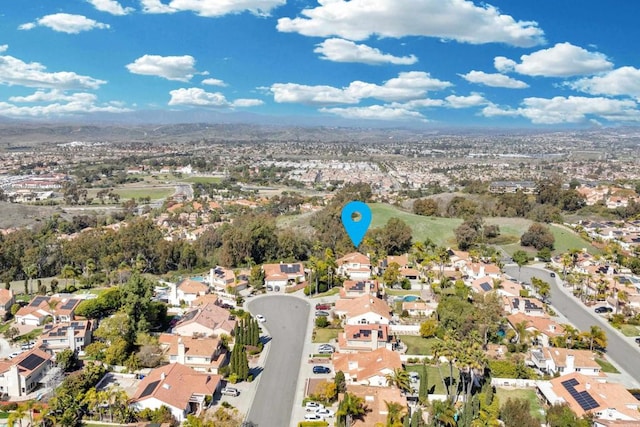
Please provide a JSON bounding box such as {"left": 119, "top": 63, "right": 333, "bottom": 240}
{"left": 256, "top": 314, "right": 266, "bottom": 322}
{"left": 315, "top": 311, "right": 330, "bottom": 317}
{"left": 313, "top": 365, "right": 331, "bottom": 374}
{"left": 595, "top": 306, "right": 613, "bottom": 314}
{"left": 304, "top": 414, "right": 322, "bottom": 421}
{"left": 315, "top": 303, "right": 331, "bottom": 310}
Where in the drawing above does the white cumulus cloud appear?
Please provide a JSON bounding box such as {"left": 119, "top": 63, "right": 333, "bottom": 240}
{"left": 202, "top": 78, "right": 227, "bottom": 87}
{"left": 569, "top": 67, "right": 640, "bottom": 100}
{"left": 0, "top": 50, "right": 106, "bottom": 90}
{"left": 277, "top": 0, "right": 545, "bottom": 47}
{"left": 460, "top": 70, "right": 528, "bottom": 89}
{"left": 126, "top": 55, "right": 199, "bottom": 81}
{"left": 87, "top": 0, "right": 135, "bottom": 15}
{"left": 314, "top": 38, "right": 417, "bottom": 65}
{"left": 499, "top": 42, "right": 613, "bottom": 77}
{"left": 494, "top": 56, "right": 516, "bottom": 73}
{"left": 482, "top": 96, "right": 640, "bottom": 124}
{"left": 0, "top": 90, "right": 130, "bottom": 118}
{"left": 168, "top": 87, "right": 263, "bottom": 108}
{"left": 140, "top": 0, "right": 286, "bottom": 17}
{"left": 445, "top": 93, "right": 489, "bottom": 108}
{"left": 270, "top": 71, "right": 452, "bottom": 105}
{"left": 19, "top": 13, "right": 110, "bottom": 34}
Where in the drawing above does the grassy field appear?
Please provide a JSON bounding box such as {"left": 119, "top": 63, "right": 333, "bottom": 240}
{"left": 595, "top": 357, "right": 620, "bottom": 373}
{"left": 405, "top": 364, "right": 459, "bottom": 395}
{"left": 370, "top": 203, "right": 599, "bottom": 255}
{"left": 370, "top": 203, "right": 461, "bottom": 246}
{"left": 181, "top": 176, "right": 223, "bottom": 184}
{"left": 312, "top": 328, "right": 342, "bottom": 343}
{"left": 111, "top": 187, "right": 174, "bottom": 200}
{"left": 496, "top": 388, "right": 544, "bottom": 420}
{"left": 400, "top": 336, "right": 439, "bottom": 355}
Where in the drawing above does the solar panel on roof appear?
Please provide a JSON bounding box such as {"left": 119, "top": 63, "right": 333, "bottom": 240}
{"left": 62, "top": 300, "right": 78, "bottom": 310}
{"left": 279, "top": 264, "right": 301, "bottom": 274}
{"left": 19, "top": 354, "right": 45, "bottom": 371}
{"left": 561, "top": 378, "right": 599, "bottom": 411}
{"left": 480, "top": 282, "right": 492, "bottom": 292}
{"left": 30, "top": 296, "right": 48, "bottom": 307}
{"left": 139, "top": 380, "right": 160, "bottom": 398}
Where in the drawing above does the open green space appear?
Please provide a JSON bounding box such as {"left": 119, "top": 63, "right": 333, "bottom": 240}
{"left": 370, "top": 203, "right": 461, "bottom": 247}
{"left": 312, "top": 328, "right": 342, "bottom": 343}
{"left": 399, "top": 336, "right": 439, "bottom": 355}
{"left": 312, "top": 287, "right": 341, "bottom": 298}
{"left": 370, "top": 203, "right": 599, "bottom": 256}
{"left": 111, "top": 187, "right": 174, "bottom": 200}
{"left": 405, "top": 364, "right": 459, "bottom": 395}
{"left": 496, "top": 387, "right": 544, "bottom": 420}
{"left": 595, "top": 357, "right": 620, "bottom": 373}
{"left": 181, "top": 176, "right": 223, "bottom": 184}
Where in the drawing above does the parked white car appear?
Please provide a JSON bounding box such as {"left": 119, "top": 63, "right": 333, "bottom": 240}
{"left": 315, "top": 408, "right": 335, "bottom": 418}
{"left": 305, "top": 401, "right": 324, "bottom": 412}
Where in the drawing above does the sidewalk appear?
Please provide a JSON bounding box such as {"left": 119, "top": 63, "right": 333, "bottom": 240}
{"left": 540, "top": 264, "right": 640, "bottom": 388}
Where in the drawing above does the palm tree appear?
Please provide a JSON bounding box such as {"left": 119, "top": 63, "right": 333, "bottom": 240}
{"left": 433, "top": 336, "right": 459, "bottom": 402}
{"left": 616, "top": 290, "right": 629, "bottom": 314}
{"left": 430, "top": 399, "right": 456, "bottom": 427}
{"left": 562, "top": 324, "right": 579, "bottom": 349}
{"left": 588, "top": 325, "right": 607, "bottom": 351}
{"left": 337, "top": 392, "right": 367, "bottom": 426}
{"left": 385, "top": 368, "right": 411, "bottom": 393}
{"left": 60, "top": 264, "right": 77, "bottom": 289}
{"left": 385, "top": 401, "right": 407, "bottom": 427}
{"left": 7, "top": 404, "right": 26, "bottom": 427}
{"left": 513, "top": 321, "right": 530, "bottom": 345}
{"left": 23, "top": 264, "right": 37, "bottom": 295}
{"left": 82, "top": 387, "right": 100, "bottom": 420}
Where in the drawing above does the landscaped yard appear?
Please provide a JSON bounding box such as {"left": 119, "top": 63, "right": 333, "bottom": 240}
{"left": 616, "top": 324, "right": 640, "bottom": 337}
{"left": 111, "top": 187, "right": 174, "bottom": 200}
{"left": 312, "top": 328, "right": 342, "bottom": 343}
{"left": 405, "top": 363, "right": 459, "bottom": 395}
{"left": 181, "top": 176, "right": 223, "bottom": 184}
{"left": 596, "top": 357, "right": 620, "bottom": 373}
{"left": 16, "top": 328, "right": 43, "bottom": 342}
{"left": 399, "top": 336, "right": 439, "bottom": 355}
{"left": 496, "top": 387, "right": 545, "bottom": 420}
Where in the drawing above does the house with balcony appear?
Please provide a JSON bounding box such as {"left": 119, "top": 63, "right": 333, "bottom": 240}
{"left": 337, "top": 324, "right": 390, "bottom": 353}
{"left": 158, "top": 334, "right": 228, "bottom": 374}
{"left": 37, "top": 320, "right": 93, "bottom": 353}
{"left": 0, "top": 347, "right": 53, "bottom": 397}
{"left": 337, "top": 252, "right": 372, "bottom": 280}
{"left": 209, "top": 266, "right": 236, "bottom": 292}
{"left": 530, "top": 348, "right": 602, "bottom": 377}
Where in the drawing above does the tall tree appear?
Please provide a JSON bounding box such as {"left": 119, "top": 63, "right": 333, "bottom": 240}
{"left": 337, "top": 392, "right": 367, "bottom": 427}
{"left": 385, "top": 401, "right": 406, "bottom": 427}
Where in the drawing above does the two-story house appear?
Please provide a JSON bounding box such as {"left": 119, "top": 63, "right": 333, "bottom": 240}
{"left": 209, "top": 266, "right": 236, "bottom": 293}
{"left": 332, "top": 347, "right": 402, "bottom": 387}
{"left": 337, "top": 324, "right": 390, "bottom": 353}
{"left": 37, "top": 320, "right": 93, "bottom": 353}
{"left": 530, "top": 348, "right": 602, "bottom": 377}
{"left": 158, "top": 334, "right": 228, "bottom": 374}
{"left": 334, "top": 295, "right": 392, "bottom": 326}
{"left": 173, "top": 302, "right": 236, "bottom": 338}
{"left": 15, "top": 296, "right": 81, "bottom": 326}
{"left": 504, "top": 297, "right": 546, "bottom": 316}
{"left": 0, "top": 347, "right": 53, "bottom": 397}
{"left": 263, "top": 262, "right": 305, "bottom": 292}
{"left": 340, "top": 280, "right": 380, "bottom": 299}
{"left": 337, "top": 252, "right": 372, "bottom": 280}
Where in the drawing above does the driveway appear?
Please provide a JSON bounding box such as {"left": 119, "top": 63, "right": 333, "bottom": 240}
{"left": 504, "top": 264, "right": 640, "bottom": 385}
{"left": 245, "top": 295, "right": 311, "bottom": 427}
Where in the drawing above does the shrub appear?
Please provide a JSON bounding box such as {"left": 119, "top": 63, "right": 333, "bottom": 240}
{"left": 228, "top": 373, "right": 239, "bottom": 384}
{"left": 315, "top": 316, "right": 329, "bottom": 328}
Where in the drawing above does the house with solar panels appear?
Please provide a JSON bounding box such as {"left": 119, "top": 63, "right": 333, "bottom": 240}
{"left": 336, "top": 252, "right": 372, "bottom": 280}
{"left": 538, "top": 372, "right": 640, "bottom": 421}
{"left": 262, "top": 262, "right": 305, "bottom": 292}
{"left": 37, "top": 320, "right": 94, "bottom": 353}
{"left": 0, "top": 347, "right": 53, "bottom": 397}
{"left": 14, "top": 295, "right": 82, "bottom": 326}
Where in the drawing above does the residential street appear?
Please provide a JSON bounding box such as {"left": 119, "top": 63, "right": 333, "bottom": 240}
{"left": 504, "top": 264, "right": 640, "bottom": 386}
{"left": 246, "top": 295, "right": 311, "bottom": 427}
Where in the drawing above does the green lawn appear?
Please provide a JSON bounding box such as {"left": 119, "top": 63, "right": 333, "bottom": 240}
{"left": 370, "top": 203, "right": 599, "bottom": 256}
{"left": 370, "top": 203, "right": 461, "bottom": 247}
{"left": 405, "top": 364, "right": 459, "bottom": 395}
{"left": 16, "top": 328, "right": 43, "bottom": 342}
{"left": 111, "top": 187, "right": 174, "bottom": 200}
{"left": 312, "top": 287, "right": 341, "bottom": 298}
{"left": 312, "top": 328, "right": 342, "bottom": 343}
{"left": 181, "top": 176, "right": 223, "bottom": 184}
{"left": 616, "top": 324, "right": 640, "bottom": 337}
{"left": 496, "top": 388, "right": 544, "bottom": 420}
{"left": 400, "top": 336, "right": 439, "bottom": 355}
{"left": 595, "top": 358, "right": 620, "bottom": 374}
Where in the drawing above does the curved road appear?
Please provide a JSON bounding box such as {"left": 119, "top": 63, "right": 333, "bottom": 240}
{"left": 504, "top": 264, "right": 640, "bottom": 383}
{"left": 246, "top": 295, "right": 310, "bottom": 426}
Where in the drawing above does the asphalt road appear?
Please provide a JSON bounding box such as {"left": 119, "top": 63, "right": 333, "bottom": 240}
{"left": 504, "top": 264, "right": 640, "bottom": 383}
{"left": 246, "top": 295, "right": 310, "bottom": 427}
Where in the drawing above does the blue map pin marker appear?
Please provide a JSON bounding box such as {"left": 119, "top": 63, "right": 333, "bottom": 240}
{"left": 341, "top": 201, "right": 372, "bottom": 248}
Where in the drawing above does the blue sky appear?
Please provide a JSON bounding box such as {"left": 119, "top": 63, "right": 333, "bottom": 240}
{"left": 2, "top": 0, "right": 640, "bottom": 127}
